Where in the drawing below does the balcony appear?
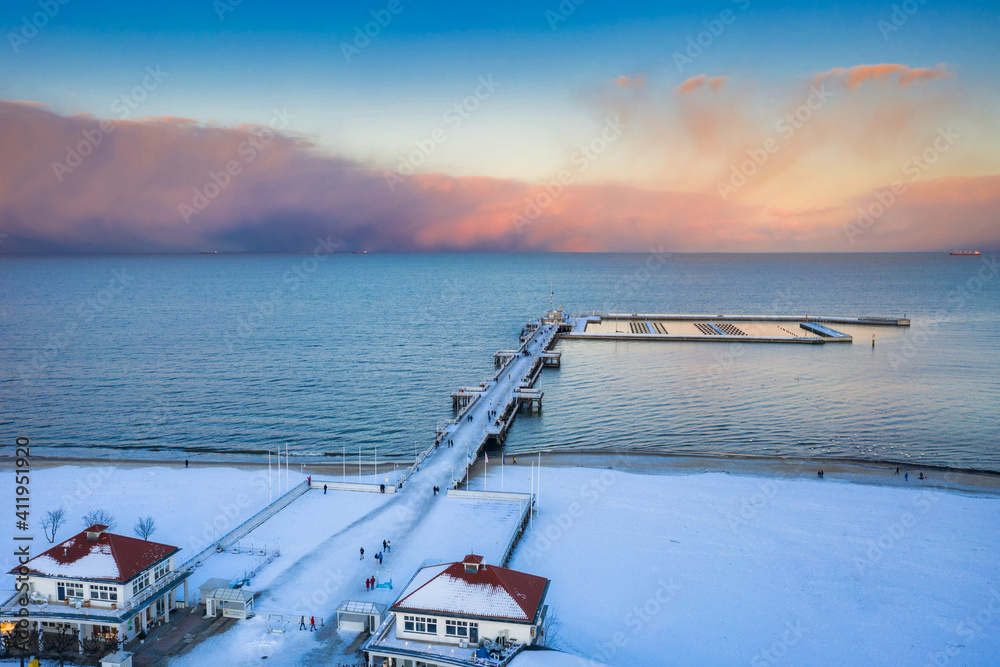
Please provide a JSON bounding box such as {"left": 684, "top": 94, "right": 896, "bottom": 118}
{"left": 0, "top": 569, "right": 192, "bottom": 623}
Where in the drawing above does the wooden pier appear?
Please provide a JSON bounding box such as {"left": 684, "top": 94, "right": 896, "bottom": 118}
{"left": 439, "top": 308, "right": 910, "bottom": 489}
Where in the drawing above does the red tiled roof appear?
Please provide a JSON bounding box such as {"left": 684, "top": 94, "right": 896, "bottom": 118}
{"left": 14, "top": 525, "right": 179, "bottom": 583}
{"left": 392, "top": 554, "right": 549, "bottom": 622}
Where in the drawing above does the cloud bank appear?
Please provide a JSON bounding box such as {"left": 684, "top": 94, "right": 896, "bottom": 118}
{"left": 1, "top": 93, "right": 997, "bottom": 254}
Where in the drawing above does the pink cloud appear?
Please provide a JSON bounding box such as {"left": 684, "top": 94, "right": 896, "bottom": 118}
{"left": 616, "top": 74, "right": 645, "bottom": 88}
{"left": 675, "top": 74, "right": 727, "bottom": 94}
{"left": 813, "top": 63, "right": 951, "bottom": 88}
{"left": 0, "top": 101, "right": 996, "bottom": 254}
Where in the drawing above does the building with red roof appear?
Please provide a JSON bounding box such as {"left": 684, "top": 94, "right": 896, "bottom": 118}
{"left": 0, "top": 524, "right": 191, "bottom": 654}
{"left": 363, "top": 554, "right": 550, "bottom": 667}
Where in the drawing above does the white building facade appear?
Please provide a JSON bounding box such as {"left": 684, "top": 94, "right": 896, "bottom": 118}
{"left": 363, "top": 554, "right": 549, "bottom": 667}
{"left": 0, "top": 524, "right": 191, "bottom": 653}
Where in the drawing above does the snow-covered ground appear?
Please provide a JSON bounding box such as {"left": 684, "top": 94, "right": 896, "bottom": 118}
{"left": 171, "top": 491, "right": 531, "bottom": 666}
{"left": 498, "top": 465, "right": 1000, "bottom": 667}
{"left": 0, "top": 464, "right": 306, "bottom": 580}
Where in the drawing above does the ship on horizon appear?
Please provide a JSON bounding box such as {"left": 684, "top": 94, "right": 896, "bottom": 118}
{"left": 950, "top": 250, "right": 980, "bottom": 256}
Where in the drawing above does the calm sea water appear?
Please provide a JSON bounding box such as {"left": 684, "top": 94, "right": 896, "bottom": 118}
{"left": 1, "top": 253, "right": 998, "bottom": 470}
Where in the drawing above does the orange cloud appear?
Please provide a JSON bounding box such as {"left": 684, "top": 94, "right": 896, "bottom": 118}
{"left": 1, "top": 100, "right": 997, "bottom": 254}
{"left": 813, "top": 63, "right": 951, "bottom": 88}
{"left": 615, "top": 74, "right": 645, "bottom": 88}
{"left": 675, "top": 74, "right": 727, "bottom": 94}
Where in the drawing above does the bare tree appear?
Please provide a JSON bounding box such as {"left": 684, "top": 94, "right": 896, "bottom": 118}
{"left": 43, "top": 626, "right": 78, "bottom": 667}
{"left": 40, "top": 509, "right": 67, "bottom": 543}
{"left": 134, "top": 516, "right": 156, "bottom": 541}
{"left": 82, "top": 509, "right": 117, "bottom": 531}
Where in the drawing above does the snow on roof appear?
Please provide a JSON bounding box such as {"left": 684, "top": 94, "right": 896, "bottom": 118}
{"left": 15, "top": 524, "right": 179, "bottom": 583}
{"left": 392, "top": 554, "right": 548, "bottom": 623}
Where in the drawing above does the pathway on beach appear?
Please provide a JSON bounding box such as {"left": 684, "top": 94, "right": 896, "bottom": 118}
{"left": 172, "top": 323, "right": 557, "bottom": 665}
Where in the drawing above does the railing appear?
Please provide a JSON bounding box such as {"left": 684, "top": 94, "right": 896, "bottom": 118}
{"left": 180, "top": 480, "right": 309, "bottom": 571}
{"left": 397, "top": 443, "right": 436, "bottom": 489}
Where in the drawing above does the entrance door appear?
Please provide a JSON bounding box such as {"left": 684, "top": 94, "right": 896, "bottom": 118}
{"left": 57, "top": 583, "right": 65, "bottom": 600}
{"left": 469, "top": 624, "right": 479, "bottom": 643}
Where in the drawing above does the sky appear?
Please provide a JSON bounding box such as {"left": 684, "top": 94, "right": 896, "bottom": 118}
{"left": 1, "top": 0, "right": 998, "bottom": 253}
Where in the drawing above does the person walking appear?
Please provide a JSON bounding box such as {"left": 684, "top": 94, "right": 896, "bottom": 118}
{"left": 323, "top": 484, "right": 327, "bottom": 494}
{"left": 383, "top": 540, "right": 387, "bottom": 551}
{"left": 360, "top": 547, "right": 364, "bottom": 560}
{"left": 895, "top": 466, "right": 899, "bottom": 475}
{"left": 299, "top": 616, "right": 306, "bottom": 631}
{"left": 905, "top": 473, "right": 909, "bottom": 481}
{"left": 185, "top": 460, "right": 189, "bottom": 468}
{"left": 387, "top": 540, "right": 391, "bottom": 553}
{"left": 310, "top": 616, "right": 316, "bottom": 631}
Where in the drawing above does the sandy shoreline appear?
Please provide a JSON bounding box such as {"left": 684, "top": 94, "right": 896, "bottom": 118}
{"left": 5, "top": 450, "right": 1000, "bottom": 496}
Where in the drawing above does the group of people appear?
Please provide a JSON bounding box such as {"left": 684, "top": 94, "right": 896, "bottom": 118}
{"left": 432, "top": 485, "right": 440, "bottom": 495}
{"left": 895, "top": 466, "right": 927, "bottom": 481}
{"left": 363, "top": 539, "right": 392, "bottom": 590}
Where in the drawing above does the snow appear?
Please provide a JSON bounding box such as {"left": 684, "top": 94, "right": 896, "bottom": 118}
{"left": 170, "top": 492, "right": 530, "bottom": 666}
{"left": 28, "top": 544, "right": 121, "bottom": 580}
{"left": 510, "top": 649, "right": 609, "bottom": 667}
{"left": 0, "top": 465, "right": 305, "bottom": 580}
{"left": 397, "top": 570, "right": 529, "bottom": 621}
{"left": 496, "top": 465, "right": 1000, "bottom": 667}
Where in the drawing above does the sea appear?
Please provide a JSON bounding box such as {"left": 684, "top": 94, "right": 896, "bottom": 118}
{"left": 1, "top": 253, "right": 998, "bottom": 471}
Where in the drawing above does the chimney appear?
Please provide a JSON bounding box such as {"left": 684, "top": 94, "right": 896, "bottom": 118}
{"left": 86, "top": 526, "right": 106, "bottom": 541}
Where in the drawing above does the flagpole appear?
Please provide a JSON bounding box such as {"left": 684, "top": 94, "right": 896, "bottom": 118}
{"left": 537, "top": 451, "right": 541, "bottom": 512}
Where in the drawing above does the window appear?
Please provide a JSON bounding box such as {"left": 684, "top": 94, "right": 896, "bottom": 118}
{"left": 132, "top": 572, "right": 150, "bottom": 596}
{"left": 61, "top": 582, "right": 84, "bottom": 598}
{"left": 446, "top": 619, "right": 469, "bottom": 637}
{"left": 89, "top": 584, "right": 118, "bottom": 601}
{"left": 403, "top": 615, "right": 437, "bottom": 635}
{"left": 153, "top": 561, "right": 169, "bottom": 581}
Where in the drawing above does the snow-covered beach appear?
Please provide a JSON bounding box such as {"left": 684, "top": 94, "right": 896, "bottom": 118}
{"left": 3, "top": 458, "right": 999, "bottom": 666}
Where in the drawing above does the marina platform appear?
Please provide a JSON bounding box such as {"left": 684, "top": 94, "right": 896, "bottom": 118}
{"left": 559, "top": 312, "right": 910, "bottom": 344}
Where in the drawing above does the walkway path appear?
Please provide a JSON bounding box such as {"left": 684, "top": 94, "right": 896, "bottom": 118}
{"left": 173, "top": 322, "right": 560, "bottom": 666}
